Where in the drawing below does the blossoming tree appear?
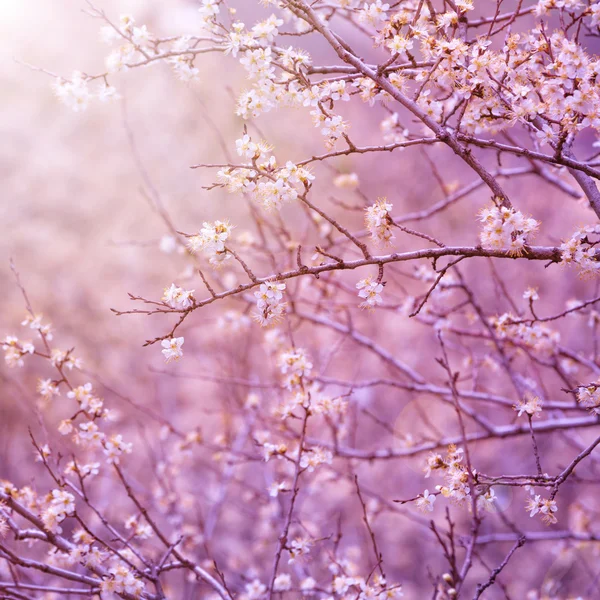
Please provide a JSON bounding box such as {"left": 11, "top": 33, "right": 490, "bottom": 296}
{"left": 4, "top": 0, "right": 600, "bottom": 598}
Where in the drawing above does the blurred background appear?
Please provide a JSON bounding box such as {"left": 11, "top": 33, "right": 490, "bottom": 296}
{"left": 0, "top": 0, "right": 248, "bottom": 437}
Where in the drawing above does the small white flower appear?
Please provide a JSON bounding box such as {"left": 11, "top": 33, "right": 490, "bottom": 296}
{"left": 288, "top": 537, "right": 312, "bottom": 563}
{"left": 268, "top": 481, "right": 288, "bottom": 498}
{"left": 161, "top": 337, "right": 184, "bottom": 362}
{"left": 356, "top": 276, "right": 384, "bottom": 308}
{"left": 523, "top": 287, "right": 539, "bottom": 301}
{"left": 415, "top": 489, "right": 436, "bottom": 512}
{"left": 514, "top": 393, "right": 543, "bottom": 418}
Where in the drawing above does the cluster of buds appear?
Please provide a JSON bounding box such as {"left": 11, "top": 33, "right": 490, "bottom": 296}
{"left": 2, "top": 335, "right": 34, "bottom": 368}
{"left": 275, "top": 348, "right": 314, "bottom": 419}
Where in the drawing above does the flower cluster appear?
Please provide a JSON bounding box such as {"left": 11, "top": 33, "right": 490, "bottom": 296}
{"left": 188, "top": 220, "right": 234, "bottom": 266}
{"left": 50, "top": 348, "right": 82, "bottom": 370}
{"left": 53, "top": 71, "right": 117, "bottom": 112}
{"left": 560, "top": 224, "right": 600, "bottom": 277}
{"left": 365, "top": 198, "right": 394, "bottom": 244}
{"left": 492, "top": 313, "right": 560, "bottom": 356}
{"left": 124, "top": 515, "right": 153, "bottom": 540}
{"left": 37, "top": 378, "right": 60, "bottom": 401}
{"left": 41, "top": 489, "right": 76, "bottom": 533}
{"left": 422, "top": 446, "right": 494, "bottom": 514}
{"left": 11, "top": 321, "right": 136, "bottom": 471}
{"left": 100, "top": 563, "right": 145, "bottom": 598}
{"left": 278, "top": 347, "right": 313, "bottom": 389}
{"left": 425, "top": 445, "right": 472, "bottom": 506}
{"left": 358, "top": 0, "right": 390, "bottom": 26}
{"left": 526, "top": 493, "right": 558, "bottom": 525}
{"left": 162, "top": 284, "right": 195, "bottom": 310}
{"left": 576, "top": 383, "right": 600, "bottom": 414}
{"left": 275, "top": 347, "right": 314, "bottom": 418}
{"left": 288, "top": 537, "right": 312, "bottom": 563}
{"left": 64, "top": 461, "right": 100, "bottom": 479}
{"left": 331, "top": 573, "right": 403, "bottom": 600}
{"left": 479, "top": 204, "right": 539, "bottom": 254}
{"left": 2, "top": 335, "right": 34, "bottom": 368}
{"left": 168, "top": 37, "right": 201, "bottom": 81}
{"left": 67, "top": 383, "right": 107, "bottom": 418}
{"left": 299, "top": 446, "right": 333, "bottom": 472}
{"left": 220, "top": 137, "right": 315, "bottom": 212}
{"left": 161, "top": 337, "right": 185, "bottom": 362}
{"left": 254, "top": 281, "right": 286, "bottom": 326}
{"left": 356, "top": 276, "right": 384, "bottom": 309}
{"left": 257, "top": 428, "right": 288, "bottom": 462}
{"left": 22, "top": 313, "right": 53, "bottom": 339}
{"left": 103, "top": 434, "right": 133, "bottom": 464}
